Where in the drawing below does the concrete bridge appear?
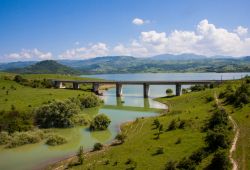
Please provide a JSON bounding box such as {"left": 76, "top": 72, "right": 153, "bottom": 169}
{"left": 51, "top": 79, "right": 223, "bottom": 98}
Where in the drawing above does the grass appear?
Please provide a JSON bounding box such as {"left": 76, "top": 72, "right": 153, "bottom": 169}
{"left": 49, "top": 88, "right": 220, "bottom": 170}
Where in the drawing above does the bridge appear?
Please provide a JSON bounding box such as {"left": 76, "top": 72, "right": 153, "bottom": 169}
{"left": 51, "top": 79, "right": 224, "bottom": 98}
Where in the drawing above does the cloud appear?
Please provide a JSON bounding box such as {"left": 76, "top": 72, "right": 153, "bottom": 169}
{"left": 234, "top": 26, "right": 248, "bottom": 36}
{"left": 114, "top": 19, "right": 250, "bottom": 57}
{"left": 132, "top": 18, "right": 145, "bottom": 25}
{"left": 5, "top": 48, "right": 52, "bottom": 61}
{"left": 59, "top": 42, "right": 109, "bottom": 59}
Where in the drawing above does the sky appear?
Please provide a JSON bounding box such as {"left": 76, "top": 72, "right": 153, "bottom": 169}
{"left": 0, "top": 0, "right": 250, "bottom": 62}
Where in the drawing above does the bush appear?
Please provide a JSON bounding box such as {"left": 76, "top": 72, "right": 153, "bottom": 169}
{"left": 89, "top": 114, "right": 111, "bottom": 131}
{"left": 46, "top": 134, "right": 67, "bottom": 146}
{"left": 7, "top": 131, "right": 43, "bottom": 148}
{"left": 0, "top": 131, "right": 11, "bottom": 145}
{"left": 154, "top": 147, "right": 164, "bottom": 155}
{"left": 189, "top": 148, "right": 206, "bottom": 164}
{"left": 152, "top": 119, "right": 160, "bottom": 129}
{"left": 190, "top": 85, "right": 205, "bottom": 92}
{"left": 115, "top": 133, "right": 126, "bottom": 143}
{"left": 205, "top": 128, "right": 230, "bottom": 151}
{"left": 0, "top": 110, "right": 33, "bottom": 133}
{"left": 175, "top": 137, "right": 181, "bottom": 144}
{"left": 77, "top": 146, "right": 84, "bottom": 165}
{"left": 166, "top": 88, "right": 173, "bottom": 95}
{"left": 35, "top": 99, "right": 80, "bottom": 128}
{"left": 176, "top": 157, "right": 196, "bottom": 170}
{"left": 206, "top": 107, "right": 229, "bottom": 131}
{"left": 93, "top": 142, "right": 103, "bottom": 151}
{"left": 165, "top": 160, "right": 177, "bottom": 170}
{"left": 206, "top": 96, "right": 214, "bottom": 102}
{"left": 178, "top": 120, "right": 187, "bottom": 129}
{"left": 167, "top": 119, "right": 177, "bottom": 131}
{"left": 79, "top": 93, "right": 102, "bottom": 108}
{"left": 208, "top": 149, "right": 231, "bottom": 170}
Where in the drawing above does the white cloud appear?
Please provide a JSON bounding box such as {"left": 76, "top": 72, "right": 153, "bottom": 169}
{"left": 114, "top": 19, "right": 250, "bottom": 57}
{"left": 75, "top": 41, "right": 80, "bottom": 45}
{"left": 234, "top": 26, "right": 248, "bottom": 36}
{"left": 59, "top": 42, "right": 109, "bottom": 59}
{"left": 132, "top": 18, "right": 145, "bottom": 25}
{"left": 5, "top": 48, "right": 52, "bottom": 61}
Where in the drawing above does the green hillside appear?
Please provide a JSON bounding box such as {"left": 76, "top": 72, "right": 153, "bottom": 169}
{"left": 7, "top": 60, "right": 79, "bottom": 74}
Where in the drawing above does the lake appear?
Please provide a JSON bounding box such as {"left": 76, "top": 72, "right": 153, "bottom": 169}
{"left": 0, "top": 72, "right": 249, "bottom": 170}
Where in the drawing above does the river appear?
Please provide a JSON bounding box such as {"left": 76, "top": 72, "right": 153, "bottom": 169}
{"left": 0, "top": 72, "right": 249, "bottom": 170}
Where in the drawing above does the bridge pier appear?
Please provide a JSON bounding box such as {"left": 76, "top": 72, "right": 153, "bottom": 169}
{"left": 92, "top": 83, "right": 100, "bottom": 94}
{"left": 73, "top": 82, "right": 80, "bottom": 89}
{"left": 143, "top": 83, "right": 150, "bottom": 98}
{"left": 144, "top": 98, "right": 150, "bottom": 108}
{"left": 176, "top": 83, "right": 182, "bottom": 96}
{"left": 55, "top": 81, "right": 63, "bottom": 88}
{"left": 116, "top": 83, "right": 122, "bottom": 97}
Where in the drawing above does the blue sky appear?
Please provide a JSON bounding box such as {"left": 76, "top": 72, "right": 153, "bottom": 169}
{"left": 0, "top": 0, "right": 250, "bottom": 61}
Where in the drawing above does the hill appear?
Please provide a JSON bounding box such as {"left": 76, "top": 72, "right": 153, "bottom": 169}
{"left": 150, "top": 53, "right": 207, "bottom": 61}
{"left": 7, "top": 60, "right": 79, "bottom": 74}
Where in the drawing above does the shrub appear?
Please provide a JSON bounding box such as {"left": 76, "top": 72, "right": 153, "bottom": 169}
{"left": 206, "top": 96, "right": 214, "bottom": 102}
{"left": 167, "top": 119, "right": 177, "bottom": 131}
{"left": 176, "top": 157, "right": 196, "bottom": 170}
{"left": 154, "top": 147, "right": 164, "bottom": 155}
{"left": 0, "top": 110, "right": 33, "bottom": 133}
{"left": 178, "top": 120, "right": 186, "bottom": 129}
{"left": 182, "top": 88, "right": 188, "bottom": 94}
{"left": 165, "top": 160, "right": 177, "bottom": 170}
{"left": 79, "top": 93, "right": 102, "bottom": 108}
{"left": 35, "top": 99, "right": 80, "bottom": 128}
{"left": 89, "top": 114, "right": 111, "bottom": 131}
{"left": 46, "top": 134, "right": 67, "bottom": 146}
{"left": 206, "top": 107, "right": 229, "bottom": 130}
{"left": 190, "top": 85, "right": 205, "bottom": 92}
{"left": 189, "top": 148, "right": 206, "bottom": 164}
{"left": 175, "top": 137, "right": 181, "bottom": 144}
{"left": 0, "top": 131, "right": 10, "bottom": 145}
{"left": 7, "top": 131, "right": 42, "bottom": 148}
{"left": 205, "top": 128, "right": 230, "bottom": 151}
{"left": 77, "top": 146, "right": 84, "bottom": 165}
{"left": 93, "top": 142, "right": 103, "bottom": 151}
{"left": 208, "top": 149, "right": 231, "bottom": 170}
{"left": 115, "top": 133, "right": 126, "bottom": 143}
{"left": 152, "top": 119, "right": 160, "bottom": 129}
{"left": 166, "top": 88, "right": 173, "bottom": 95}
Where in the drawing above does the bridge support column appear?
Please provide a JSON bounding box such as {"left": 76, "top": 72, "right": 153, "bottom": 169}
{"left": 176, "top": 83, "right": 182, "bottom": 96}
{"left": 144, "top": 98, "right": 150, "bottom": 108}
{"left": 116, "top": 83, "right": 122, "bottom": 97}
{"left": 73, "top": 82, "right": 80, "bottom": 89}
{"left": 92, "top": 83, "right": 100, "bottom": 94}
{"left": 143, "top": 83, "right": 150, "bottom": 98}
{"left": 55, "top": 81, "right": 63, "bottom": 88}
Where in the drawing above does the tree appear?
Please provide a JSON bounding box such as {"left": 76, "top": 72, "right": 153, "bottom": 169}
{"left": 208, "top": 149, "right": 231, "bottom": 170}
{"left": 89, "top": 114, "right": 111, "bottom": 131}
{"left": 166, "top": 88, "right": 173, "bottom": 96}
{"left": 93, "top": 142, "right": 103, "bottom": 151}
{"left": 115, "top": 133, "right": 126, "bottom": 143}
{"left": 152, "top": 119, "right": 160, "bottom": 129}
{"left": 35, "top": 99, "right": 80, "bottom": 128}
{"left": 77, "top": 146, "right": 84, "bottom": 165}
{"left": 79, "top": 93, "right": 102, "bottom": 108}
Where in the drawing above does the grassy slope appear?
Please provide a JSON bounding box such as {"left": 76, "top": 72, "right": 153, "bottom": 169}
{"left": 65, "top": 88, "right": 219, "bottom": 170}
{"left": 0, "top": 73, "right": 99, "bottom": 112}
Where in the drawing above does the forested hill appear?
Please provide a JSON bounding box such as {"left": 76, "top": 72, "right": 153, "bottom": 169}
{"left": 6, "top": 60, "right": 79, "bottom": 74}
{"left": 1, "top": 55, "right": 250, "bottom": 74}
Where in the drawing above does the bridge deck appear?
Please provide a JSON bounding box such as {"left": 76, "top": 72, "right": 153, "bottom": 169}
{"left": 51, "top": 79, "right": 224, "bottom": 85}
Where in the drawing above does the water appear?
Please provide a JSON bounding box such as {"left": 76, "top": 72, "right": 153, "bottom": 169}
{"left": 0, "top": 72, "right": 249, "bottom": 170}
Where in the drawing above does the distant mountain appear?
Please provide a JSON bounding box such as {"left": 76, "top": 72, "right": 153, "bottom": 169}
{"left": 7, "top": 60, "right": 79, "bottom": 74}
{"left": 0, "top": 61, "right": 36, "bottom": 70}
{"left": 2, "top": 55, "right": 250, "bottom": 74}
{"left": 150, "top": 53, "right": 207, "bottom": 61}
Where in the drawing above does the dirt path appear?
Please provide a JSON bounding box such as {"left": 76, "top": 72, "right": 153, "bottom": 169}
{"left": 229, "top": 116, "right": 239, "bottom": 170}
{"left": 214, "top": 93, "right": 239, "bottom": 170}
